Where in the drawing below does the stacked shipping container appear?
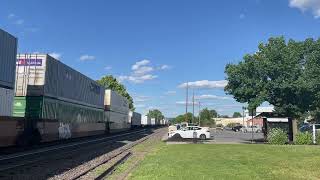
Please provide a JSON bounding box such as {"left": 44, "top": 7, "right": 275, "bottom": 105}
{"left": 15, "top": 54, "right": 104, "bottom": 108}
{"left": 131, "top": 112, "right": 142, "bottom": 127}
{"left": 104, "top": 90, "right": 130, "bottom": 132}
{"left": 0, "top": 29, "right": 17, "bottom": 116}
{"left": 13, "top": 54, "right": 106, "bottom": 139}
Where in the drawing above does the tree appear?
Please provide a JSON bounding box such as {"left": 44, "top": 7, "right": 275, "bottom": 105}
{"left": 147, "top": 109, "right": 164, "bottom": 121}
{"left": 97, "top": 75, "right": 134, "bottom": 110}
{"left": 210, "top": 109, "right": 218, "bottom": 118}
{"left": 199, "top": 108, "right": 216, "bottom": 127}
{"left": 219, "top": 115, "right": 229, "bottom": 118}
{"left": 232, "top": 112, "right": 242, "bottom": 118}
{"left": 173, "top": 113, "right": 194, "bottom": 124}
{"left": 225, "top": 37, "right": 320, "bottom": 120}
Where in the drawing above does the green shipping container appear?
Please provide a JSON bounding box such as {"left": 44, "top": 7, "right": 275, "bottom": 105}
{"left": 13, "top": 96, "right": 104, "bottom": 124}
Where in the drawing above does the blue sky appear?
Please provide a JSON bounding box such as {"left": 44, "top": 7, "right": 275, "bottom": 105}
{"left": 1, "top": 0, "right": 320, "bottom": 117}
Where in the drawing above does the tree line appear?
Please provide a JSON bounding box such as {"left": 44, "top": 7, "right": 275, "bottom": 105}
{"left": 172, "top": 108, "right": 242, "bottom": 127}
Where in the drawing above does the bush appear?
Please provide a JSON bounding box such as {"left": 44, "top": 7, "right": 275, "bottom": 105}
{"left": 316, "top": 134, "right": 320, "bottom": 145}
{"left": 267, "top": 128, "right": 288, "bottom": 145}
{"left": 295, "top": 132, "right": 313, "bottom": 145}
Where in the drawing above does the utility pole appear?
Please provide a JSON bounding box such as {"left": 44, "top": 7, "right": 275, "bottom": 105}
{"left": 192, "top": 89, "right": 195, "bottom": 124}
{"left": 185, "top": 82, "right": 189, "bottom": 123}
{"left": 198, "top": 102, "right": 201, "bottom": 126}
{"left": 251, "top": 108, "right": 254, "bottom": 144}
{"left": 242, "top": 106, "right": 246, "bottom": 126}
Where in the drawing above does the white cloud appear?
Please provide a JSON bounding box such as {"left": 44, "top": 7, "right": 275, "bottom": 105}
{"left": 132, "top": 60, "right": 150, "bottom": 70}
{"left": 289, "top": 0, "right": 320, "bottom": 18}
{"left": 8, "top": 13, "right": 16, "bottom": 19}
{"left": 14, "top": 19, "right": 24, "bottom": 25}
{"left": 104, "top": 66, "right": 112, "bottom": 70}
{"left": 49, "top": 52, "right": 62, "bottom": 60}
{"left": 135, "top": 104, "right": 146, "bottom": 108}
{"left": 133, "top": 66, "right": 154, "bottom": 75}
{"left": 80, "top": 54, "right": 95, "bottom": 61}
{"left": 118, "top": 74, "right": 157, "bottom": 84}
{"left": 165, "top": 91, "right": 176, "bottom": 95}
{"left": 159, "top": 65, "right": 171, "bottom": 70}
{"left": 133, "top": 95, "right": 150, "bottom": 102}
{"left": 195, "top": 94, "right": 232, "bottom": 100}
{"left": 118, "top": 59, "right": 162, "bottom": 83}
{"left": 178, "top": 80, "right": 228, "bottom": 89}
{"left": 176, "top": 101, "right": 199, "bottom": 106}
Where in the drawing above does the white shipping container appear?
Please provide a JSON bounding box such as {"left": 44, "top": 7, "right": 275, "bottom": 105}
{"left": 104, "top": 90, "right": 129, "bottom": 113}
{"left": 141, "top": 115, "right": 151, "bottom": 125}
{"left": 151, "top": 118, "right": 156, "bottom": 125}
{"left": 0, "top": 87, "right": 14, "bottom": 116}
{"left": 128, "top": 111, "right": 133, "bottom": 123}
{"left": 15, "top": 54, "right": 105, "bottom": 108}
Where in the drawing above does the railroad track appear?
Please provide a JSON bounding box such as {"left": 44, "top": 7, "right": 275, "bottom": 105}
{"left": 50, "top": 128, "right": 166, "bottom": 180}
{"left": 0, "top": 128, "right": 153, "bottom": 174}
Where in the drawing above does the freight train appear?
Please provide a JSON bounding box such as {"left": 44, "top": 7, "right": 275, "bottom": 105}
{"left": 0, "top": 29, "right": 166, "bottom": 147}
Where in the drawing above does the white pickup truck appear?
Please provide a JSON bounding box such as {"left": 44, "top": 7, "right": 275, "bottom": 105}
{"left": 168, "top": 126, "right": 211, "bottom": 140}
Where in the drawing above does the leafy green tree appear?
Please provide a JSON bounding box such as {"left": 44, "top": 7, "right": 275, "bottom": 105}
{"left": 225, "top": 37, "right": 320, "bottom": 120}
{"left": 174, "top": 113, "right": 194, "bottom": 124}
{"left": 219, "top": 115, "right": 229, "bottom": 118}
{"left": 147, "top": 109, "right": 164, "bottom": 121}
{"left": 232, "top": 112, "right": 242, "bottom": 118}
{"left": 210, "top": 109, "right": 218, "bottom": 118}
{"left": 199, "top": 108, "right": 216, "bottom": 127}
{"left": 97, "top": 75, "right": 134, "bottom": 110}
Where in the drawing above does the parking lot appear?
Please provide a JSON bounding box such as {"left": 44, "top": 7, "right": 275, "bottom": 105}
{"left": 166, "top": 128, "right": 265, "bottom": 144}
{"left": 212, "top": 129, "right": 264, "bottom": 144}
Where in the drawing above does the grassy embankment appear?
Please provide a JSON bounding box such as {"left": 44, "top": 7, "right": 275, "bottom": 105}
{"left": 128, "top": 143, "right": 320, "bottom": 180}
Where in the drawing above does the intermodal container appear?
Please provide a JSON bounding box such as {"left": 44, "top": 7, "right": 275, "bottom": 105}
{"left": 0, "top": 29, "right": 17, "bottom": 90}
{"left": 104, "top": 90, "right": 129, "bottom": 113}
{"left": 13, "top": 96, "right": 104, "bottom": 123}
{"left": 151, "top": 118, "right": 156, "bottom": 125}
{"left": 15, "top": 54, "right": 104, "bottom": 108}
{"left": 104, "top": 111, "right": 130, "bottom": 133}
{"left": 0, "top": 87, "right": 14, "bottom": 116}
{"left": 131, "top": 112, "right": 142, "bottom": 126}
{"left": 141, "top": 115, "right": 151, "bottom": 126}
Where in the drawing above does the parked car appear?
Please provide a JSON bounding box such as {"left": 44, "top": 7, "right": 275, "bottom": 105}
{"left": 232, "top": 125, "right": 244, "bottom": 132}
{"left": 299, "top": 124, "right": 320, "bottom": 133}
{"left": 216, "top": 124, "right": 224, "bottom": 131}
{"left": 168, "top": 126, "right": 210, "bottom": 140}
{"left": 241, "top": 126, "right": 262, "bottom": 133}
{"left": 223, "top": 126, "right": 232, "bottom": 131}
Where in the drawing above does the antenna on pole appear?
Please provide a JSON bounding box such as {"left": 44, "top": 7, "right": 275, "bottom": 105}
{"left": 185, "top": 82, "right": 189, "bottom": 122}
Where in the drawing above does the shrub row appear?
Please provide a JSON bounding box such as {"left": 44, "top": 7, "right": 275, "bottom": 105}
{"left": 267, "top": 128, "right": 320, "bottom": 145}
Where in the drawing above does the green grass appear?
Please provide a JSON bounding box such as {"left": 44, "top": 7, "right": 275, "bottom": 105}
{"left": 129, "top": 144, "right": 320, "bottom": 180}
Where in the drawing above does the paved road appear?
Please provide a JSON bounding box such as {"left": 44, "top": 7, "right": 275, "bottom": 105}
{"left": 211, "top": 129, "right": 264, "bottom": 144}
